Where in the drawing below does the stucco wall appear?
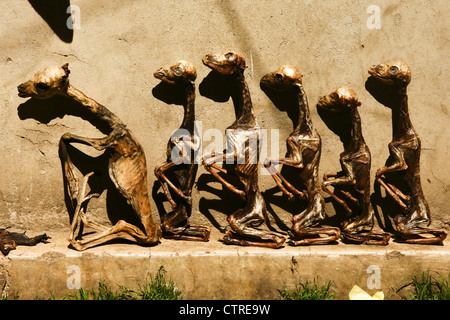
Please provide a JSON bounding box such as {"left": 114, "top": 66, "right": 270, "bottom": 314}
{"left": 0, "top": 0, "right": 449, "bottom": 236}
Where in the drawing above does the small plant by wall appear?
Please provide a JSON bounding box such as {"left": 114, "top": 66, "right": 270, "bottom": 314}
{"left": 395, "top": 271, "right": 450, "bottom": 300}
{"left": 279, "top": 278, "right": 335, "bottom": 300}
{"left": 61, "top": 266, "right": 182, "bottom": 300}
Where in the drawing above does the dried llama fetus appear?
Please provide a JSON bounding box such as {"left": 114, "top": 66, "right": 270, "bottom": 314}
{"left": 18, "top": 64, "right": 161, "bottom": 250}
{"left": 261, "top": 65, "right": 340, "bottom": 245}
{"left": 318, "top": 87, "right": 390, "bottom": 245}
{"left": 202, "top": 51, "right": 286, "bottom": 248}
{"left": 0, "top": 227, "right": 50, "bottom": 255}
{"left": 368, "top": 61, "right": 446, "bottom": 244}
{"left": 153, "top": 60, "right": 210, "bottom": 241}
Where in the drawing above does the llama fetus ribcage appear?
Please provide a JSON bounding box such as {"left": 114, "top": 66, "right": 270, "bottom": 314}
{"left": 369, "top": 61, "right": 447, "bottom": 244}
{"left": 318, "top": 87, "right": 390, "bottom": 245}
{"left": 202, "top": 51, "right": 286, "bottom": 248}
{"left": 17, "top": 64, "right": 161, "bottom": 251}
{"left": 261, "top": 65, "right": 340, "bottom": 245}
{"left": 153, "top": 60, "right": 210, "bottom": 242}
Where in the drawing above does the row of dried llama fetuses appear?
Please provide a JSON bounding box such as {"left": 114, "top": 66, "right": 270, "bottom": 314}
{"left": 2, "top": 50, "right": 446, "bottom": 254}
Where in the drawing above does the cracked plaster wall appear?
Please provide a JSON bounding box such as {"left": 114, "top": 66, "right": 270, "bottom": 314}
{"left": 0, "top": 0, "right": 449, "bottom": 235}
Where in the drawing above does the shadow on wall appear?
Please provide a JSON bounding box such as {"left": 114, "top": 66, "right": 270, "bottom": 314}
{"left": 28, "top": 0, "right": 73, "bottom": 43}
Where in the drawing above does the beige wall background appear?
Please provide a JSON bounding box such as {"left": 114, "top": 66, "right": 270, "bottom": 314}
{"left": 0, "top": 0, "right": 449, "bottom": 236}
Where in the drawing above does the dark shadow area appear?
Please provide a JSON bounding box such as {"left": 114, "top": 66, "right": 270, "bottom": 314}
{"left": 262, "top": 186, "right": 301, "bottom": 232}
{"left": 365, "top": 76, "right": 410, "bottom": 237}
{"left": 151, "top": 165, "right": 195, "bottom": 226}
{"left": 28, "top": 0, "right": 74, "bottom": 43}
{"left": 316, "top": 101, "right": 353, "bottom": 151}
{"left": 365, "top": 75, "right": 402, "bottom": 137}
{"left": 152, "top": 81, "right": 186, "bottom": 106}
{"left": 260, "top": 84, "right": 300, "bottom": 130}
{"left": 195, "top": 172, "right": 245, "bottom": 232}
{"left": 371, "top": 182, "right": 400, "bottom": 235}
{"left": 18, "top": 95, "right": 111, "bottom": 135}
{"left": 199, "top": 71, "right": 240, "bottom": 116}
{"left": 151, "top": 180, "right": 169, "bottom": 224}
{"left": 18, "top": 96, "right": 142, "bottom": 234}
{"left": 322, "top": 197, "right": 351, "bottom": 229}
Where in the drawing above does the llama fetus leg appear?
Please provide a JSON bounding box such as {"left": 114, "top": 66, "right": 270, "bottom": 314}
{"left": 322, "top": 162, "right": 360, "bottom": 212}
{"left": 70, "top": 191, "right": 161, "bottom": 251}
{"left": 154, "top": 161, "right": 186, "bottom": 209}
{"left": 289, "top": 227, "right": 340, "bottom": 245}
{"left": 384, "top": 180, "right": 410, "bottom": 202}
{"left": 223, "top": 192, "right": 287, "bottom": 248}
{"left": 68, "top": 171, "right": 104, "bottom": 242}
{"left": 70, "top": 220, "right": 151, "bottom": 250}
{"left": 322, "top": 176, "right": 359, "bottom": 206}
{"left": 163, "top": 225, "right": 211, "bottom": 242}
{"left": 322, "top": 175, "right": 360, "bottom": 208}
{"left": 59, "top": 137, "right": 80, "bottom": 203}
{"left": 323, "top": 172, "right": 340, "bottom": 180}
{"left": 161, "top": 210, "right": 211, "bottom": 241}
{"left": 203, "top": 152, "right": 246, "bottom": 198}
{"left": 155, "top": 161, "right": 192, "bottom": 201}
{"left": 396, "top": 226, "right": 447, "bottom": 245}
{"left": 343, "top": 230, "right": 391, "bottom": 245}
{"left": 223, "top": 230, "right": 286, "bottom": 248}
{"left": 395, "top": 213, "right": 447, "bottom": 245}
{"left": 264, "top": 159, "right": 293, "bottom": 198}
{"left": 60, "top": 133, "right": 113, "bottom": 242}
{"left": 323, "top": 173, "right": 390, "bottom": 245}
{"left": 376, "top": 142, "right": 408, "bottom": 178}
{"left": 289, "top": 197, "right": 341, "bottom": 245}
{"left": 336, "top": 189, "right": 359, "bottom": 204}
{"left": 376, "top": 176, "right": 408, "bottom": 209}
{"left": 70, "top": 200, "right": 160, "bottom": 250}
{"left": 160, "top": 198, "right": 211, "bottom": 242}
{"left": 375, "top": 143, "right": 410, "bottom": 208}
{"left": 342, "top": 213, "right": 391, "bottom": 245}
{"left": 0, "top": 241, "right": 16, "bottom": 256}
{"left": 264, "top": 158, "right": 305, "bottom": 199}
{"left": 58, "top": 131, "right": 115, "bottom": 198}
{"left": 322, "top": 179, "right": 352, "bottom": 214}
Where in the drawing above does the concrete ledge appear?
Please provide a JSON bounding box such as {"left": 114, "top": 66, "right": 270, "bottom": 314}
{"left": 2, "top": 229, "right": 450, "bottom": 300}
